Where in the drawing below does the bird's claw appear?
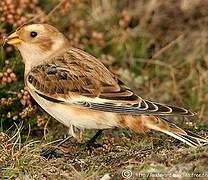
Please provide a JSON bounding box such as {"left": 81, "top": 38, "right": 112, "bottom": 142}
{"left": 40, "top": 147, "right": 62, "bottom": 159}
{"left": 84, "top": 141, "right": 103, "bottom": 150}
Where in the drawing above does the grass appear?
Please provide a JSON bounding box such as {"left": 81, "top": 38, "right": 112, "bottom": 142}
{"left": 1, "top": 129, "right": 208, "bottom": 179}
{"left": 1, "top": 0, "right": 208, "bottom": 179}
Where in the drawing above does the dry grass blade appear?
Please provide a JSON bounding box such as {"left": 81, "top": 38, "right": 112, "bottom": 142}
{"left": 152, "top": 34, "right": 184, "bottom": 59}
{"left": 0, "top": 0, "right": 208, "bottom": 179}
{"left": 25, "top": 0, "right": 68, "bottom": 24}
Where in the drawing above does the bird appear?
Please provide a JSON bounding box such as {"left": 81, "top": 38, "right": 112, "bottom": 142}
{"left": 5, "top": 23, "right": 208, "bottom": 148}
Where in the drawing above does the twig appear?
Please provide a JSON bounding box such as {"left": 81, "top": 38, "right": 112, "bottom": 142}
{"left": 132, "top": 57, "right": 174, "bottom": 70}
{"left": 25, "top": 124, "right": 31, "bottom": 144}
{"left": 0, "top": 45, "right": 5, "bottom": 67}
{"left": 47, "top": 0, "right": 67, "bottom": 17}
{"left": 152, "top": 34, "right": 184, "bottom": 59}
{"left": 43, "top": 116, "right": 51, "bottom": 140}
{"left": 25, "top": 0, "right": 67, "bottom": 24}
{"left": 10, "top": 122, "right": 23, "bottom": 156}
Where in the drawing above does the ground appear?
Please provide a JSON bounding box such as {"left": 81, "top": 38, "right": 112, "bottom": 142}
{"left": 1, "top": 128, "right": 208, "bottom": 179}
{"left": 1, "top": 0, "right": 208, "bottom": 179}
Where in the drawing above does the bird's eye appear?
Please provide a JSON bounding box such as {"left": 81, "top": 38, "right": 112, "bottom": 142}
{"left": 30, "top": 31, "right": 38, "bottom": 38}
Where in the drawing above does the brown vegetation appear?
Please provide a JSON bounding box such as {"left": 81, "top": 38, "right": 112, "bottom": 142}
{"left": 0, "top": 0, "right": 208, "bottom": 179}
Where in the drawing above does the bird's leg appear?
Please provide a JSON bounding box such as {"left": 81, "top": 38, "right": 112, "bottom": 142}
{"left": 69, "top": 125, "right": 103, "bottom": 148}
{"left": 41, "top": 125, "right": 81, "bottom": 159}
{"left": 85, "top": 130, "right": 103, "bottom": 149}
{"left": 40, "top": 136, "right": 72, "bottom": 159}
{"left": 68, "top": 124, "right": 83, "bottom": 143}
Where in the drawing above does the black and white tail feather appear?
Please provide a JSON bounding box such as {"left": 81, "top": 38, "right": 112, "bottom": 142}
{"left": 148, "top": 117, "right": 208, "bottom": 147}
{"left": 175, "top": 130, "right": 208, "bottom": 147}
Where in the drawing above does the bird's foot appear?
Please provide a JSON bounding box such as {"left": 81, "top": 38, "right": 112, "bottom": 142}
{"left": 78, "top": 140, "right": 103, "bottom": 151}
{"left": 40, "top": 136, "right": 72, "bottom": 159}
{"left": 86, "top": 141, "right": 103, "bottom": 150}
{"left": 40, "top": 147, "right": 62, "bottom": 159}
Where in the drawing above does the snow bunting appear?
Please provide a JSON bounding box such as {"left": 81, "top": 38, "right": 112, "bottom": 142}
{"left": 5, "top": 23, "right": 208, "bottom": 147}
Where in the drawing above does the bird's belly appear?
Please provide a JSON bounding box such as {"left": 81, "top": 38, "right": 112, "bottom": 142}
{"left": 50, "top": 104, "right": 118, "bottom": 129}
{"left": 29, "top": 90, "right": 118, "bottom": 129}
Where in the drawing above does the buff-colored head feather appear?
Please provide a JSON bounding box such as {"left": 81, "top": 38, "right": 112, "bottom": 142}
{"left": 6, "top": 24, "right": 69, "bottom": 71}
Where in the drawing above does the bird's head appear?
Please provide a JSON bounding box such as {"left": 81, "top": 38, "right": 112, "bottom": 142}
{"left": 5, "top": 24, "right": 69, "bottom": 67}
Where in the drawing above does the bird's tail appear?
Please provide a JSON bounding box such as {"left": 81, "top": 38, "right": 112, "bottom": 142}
{"left": 124, "top": 115, "right": 208, "bottom": 147}
{"left": 145, "top": 116, "right": 208, "bottom": 147}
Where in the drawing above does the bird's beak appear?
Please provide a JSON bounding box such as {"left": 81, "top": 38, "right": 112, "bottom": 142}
{"left": 5, "top": 32, "right": 22, "bottom": 45}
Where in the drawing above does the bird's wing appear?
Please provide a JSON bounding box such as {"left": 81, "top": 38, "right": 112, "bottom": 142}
{"left": 26, "top": 47, "right": 193, "bottom": 116}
